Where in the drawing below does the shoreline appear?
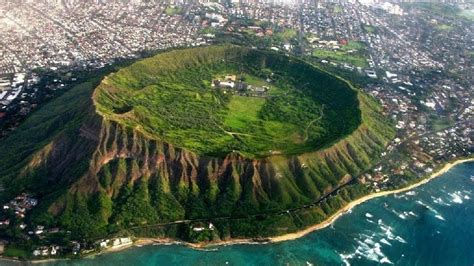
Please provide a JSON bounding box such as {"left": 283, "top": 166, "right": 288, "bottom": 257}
{"left": 268, "top": 157, "right": 473, "bottom": 243}
{"left": 2, "top": 158, "right": 473, "bottom": 263}
{"left": 133, "top": 158, "right": 473, "bottom": 248}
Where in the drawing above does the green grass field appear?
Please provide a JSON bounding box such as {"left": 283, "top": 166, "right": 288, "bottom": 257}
{"left": 459, "top": 9, "right": 474, "bottom": 21}
{"left": 3, "top": 245, "right": 30, "bottom": 259}
{"left": 225, "top": 96, "right": 265, "bottom": 128}
{"left": 436, "top": 24, "right": 454, "bottom": 31}
{"left": 312, "top": 41, "right": 368, "bottom": 68}
{"left": 333, "top": 5, "right": 343, "bottom": 13}
{"left": 362, "top": 25, "right": 376, "bottom": 33}
{"left": 275, "top": 28, "right": 297, "bottom": 41}
{"left": 165, "top": 6, "right": 182, "bottom": 16}
{"left": 429, "top": 116, "right": 454, "bottom": 131}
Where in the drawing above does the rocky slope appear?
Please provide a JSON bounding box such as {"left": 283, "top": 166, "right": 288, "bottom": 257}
{"left": 0, "top": 47, "right": 394, "bottom": 242}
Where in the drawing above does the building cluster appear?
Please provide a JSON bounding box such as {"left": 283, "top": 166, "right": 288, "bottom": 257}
{"left": 97, "top": 237, "right": 133, "bottom": 250}
{"left": 0, "top": 0, "right": 217, "bottom": 133}
{"left": 1, "top": 193, "right": 38, "bottom": 222}
{"left": 0, "top": 72, "right": 26, "bottom": 109}
{"left": 367, "top": 119, "right": 472, "bottom": 192}
{"left": 212, "top": 74, "right": 270, "bottom": 96}
{"left": 0, "top": 0, "right": 472, "bottom": 258}
{"left": 0, "top": 1, "right": 204, "bottom": 74}
{"left": 32, "top": 245, "right": 60, "bottom": 257}
{"left": 192, "top": 222, "right": 215, "bottom": 232}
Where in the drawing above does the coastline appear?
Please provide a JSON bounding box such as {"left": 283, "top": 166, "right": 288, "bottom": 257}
{"left": 134, "top": 157, "right": 474, "bottom": 248}
{"left": 269, "top": 157, "right": 474, "bottom": 243}
{"left": 2, "top": 158, "right": 473, "bottom": 263}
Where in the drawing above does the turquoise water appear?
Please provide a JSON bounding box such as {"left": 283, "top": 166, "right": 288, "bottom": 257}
{"left": 15, "top": 162, "right": 474, "bottom": 265}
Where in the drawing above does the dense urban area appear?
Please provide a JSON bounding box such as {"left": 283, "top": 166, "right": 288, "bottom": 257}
{"left": 0, "top": 0, "right": 472, "bottom": 260}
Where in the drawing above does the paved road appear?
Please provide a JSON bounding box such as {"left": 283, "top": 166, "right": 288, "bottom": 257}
{"left": 128, "top": 118, "right": 472, "bottom": 231}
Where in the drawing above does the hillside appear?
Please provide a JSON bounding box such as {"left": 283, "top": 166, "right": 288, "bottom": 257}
{"left": 0, "top": 45, "right": 395, "bottom": 244}
{"left": 93, "top": 45, "right": 361, "bottom": 158}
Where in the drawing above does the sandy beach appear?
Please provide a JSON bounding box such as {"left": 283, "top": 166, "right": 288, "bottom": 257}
{"left": 136, "top": 157, "right": 473, "bottom": 247}
{"left": 3, "top": 158, "right": 472, "bottom": 263}
{"left": 269, "top": 158, "right": 474, "bottom": 243}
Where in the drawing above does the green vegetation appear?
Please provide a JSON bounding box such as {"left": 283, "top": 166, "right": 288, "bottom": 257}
{"left": 429, "top": 115, "right": 454, "bottom": 131}
{"left": 333, "top": 5, "right": 343, "bottom": 13}
{"left": 95, "top": 45, "right": 361, "bottom": 158}
{"left": 164, "top": 6, "right": 182, "bottom": 16}
{"left": 404, "top": 3, "right": 473, "bottom": 21}
{"left": 435, "top": 24, "right": 454, "bottom": 31}
{"left": 312, "top": 41, "right": 368, "bottom": 68}
{"left": 0, "top": 45, "right": 395, "bottom": 246}
{"left": 0, "top": 80, "right": 97, "bottom": 202}
{"left": 459, "top": 9, "right": 474, "bottom": 21}
{"left": 224, "top": 96, "right": 265, "bottom": 128}
{"left": 3, "top": 244, "right": 30, "bottom": 259}
{"left": 362, "top": 25, "right": 376, "bottom": 33}
{"left": 274, "top": 28, "right": 297, "bottom": 41}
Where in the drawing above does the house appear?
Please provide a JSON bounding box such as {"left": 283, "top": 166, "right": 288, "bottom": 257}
{"left": 120, "top": 238, "right": 132, "bottom": 245}
{"left": 219, "top": 81, "right": 235, "bottom": 88}
{"left": 112, "top": 239, "right": 121, "bottom": 247}
{"left": 99, "top": 239, "right": 110, "bottom": 248}
{"left": 50, "top": 246, "right": 58, "bottom": 256}
{"left": 254, "top": 86, "right": 267, "bottom": 93}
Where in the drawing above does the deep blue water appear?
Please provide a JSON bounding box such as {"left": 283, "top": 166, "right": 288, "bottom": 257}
{"left": 18, "top": 162, "right": 474, "bottom": 265}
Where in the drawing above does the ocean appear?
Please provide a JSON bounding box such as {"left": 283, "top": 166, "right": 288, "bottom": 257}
{"left": 11, "top": 162, "right": 474, "bottom": 265}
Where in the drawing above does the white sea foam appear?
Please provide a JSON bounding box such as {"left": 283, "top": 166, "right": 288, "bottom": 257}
{"left": 433, "top": 197, "right": 451, "bottom": 206}
{"left": 419, "top": 201, "right": 448, "bottom": 221}
{"left": 379, "top": 223, "right": 395, "bottom": 240}
{"left": 421, "top": 202, "right": 441, "bottom": 216}
{"left": 464, "top": 195, "right": 470, "bottom": 200}
{"left": 339, "top": 253, "right": 354, "bottom": 266}
{"left": 405, "top": 191, "right": 416, "bottom": 196}
{"left": 353, "top": 239, "right": 393, "bottom": 264}
{"left": 395, "top": 236, "right": 407, "bottom": 243}
{"left": 391, "top": 209, "right": 407, "bottom": 220}
{"left": 364, "top": 238, "right": 376, "bottom": 245}
{"left": 380, "top": 238, "right": 392, "bottom": 246}
{"left": 450, "top": 191, "right": 463, "bottom": 204}
{"left": 394, "top": 194, "right": 407, "bottom": 200}
{"left": 373, "top": 243, "right": 385, "bottom": 259}
{"left": 380, "top": 257, "right": 393, "bottom": 264}
{"left": 408, "top": 211, "right": 417, "bottom": 217}
{"left": 416, "top": 200, "right": 426, "bottom": 206}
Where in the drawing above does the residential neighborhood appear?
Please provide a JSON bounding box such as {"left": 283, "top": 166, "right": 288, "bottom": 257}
{"left": 0, "top": 0, "right": 472, "bottom": 261}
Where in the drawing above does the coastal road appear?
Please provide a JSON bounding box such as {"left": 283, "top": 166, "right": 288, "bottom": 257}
{"left": 128, "top": 174, "right": 357, "bottom": 232}
{"left": 128, "top": 117, "right": 472, "bottom": 233}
